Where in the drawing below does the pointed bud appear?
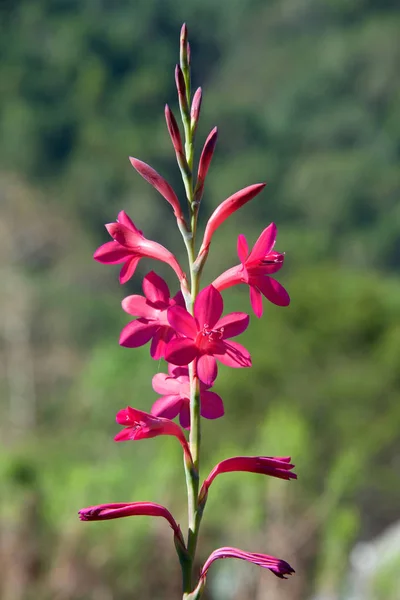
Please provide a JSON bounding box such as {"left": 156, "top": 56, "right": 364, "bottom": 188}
{"left": 194, "top": 127, "right": 218, "bottom": 204}
{"left": 200, "top": 183, "right": 266, "bottom": 251}
{"left": 180, "top": 23, "right": 189, "bottom": 71}
{"left": 165, "top": 104, "right": 184, "bottom": 156}
{"left": 190, "top": 87, "right": 203, "bottom": 136}
{"left": 175, "top": 64, "right": 189, "bottom": 115}
{"left": 129, "top": 157, "right": 184, "bottom": 221}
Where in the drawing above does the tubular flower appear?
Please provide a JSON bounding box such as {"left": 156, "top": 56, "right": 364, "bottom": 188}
{"left": 119, "top": 271, "right": 184, "bottom": 360}
{"left": 151, "top": 364, "right": 224, "bottom": 429}
{"left": 199, "top": 456, "right": 296, "bottom": 503}
{"left": 78, "top": 501, "right": 185, "bottom": 548}
{"left": 129, "top": 157, "right": 185, "bottom": 222}
{"left": 194, "top": 127, "right": 218, "bottom": 204}
{"left": 93, "top": 211, "right": 186, "bottom": 284}
{"left": 212, "top": 224, "right": 290, "bottom": 317}
{"left": 165, "top": 285, "right": 251, "bottom": 386}
{"left": 198, "top": 183, "right": 266, "bottom": 254}
{"left": 115, "top": 406, "right": 192, "bottom": 461}
{"left": 199, "top": 547, "right": 295, "bottom": 581}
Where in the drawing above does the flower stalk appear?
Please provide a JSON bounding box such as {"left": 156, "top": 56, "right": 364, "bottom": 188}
{"left": 85, "top": 23, "right": 295, "bottom": 600}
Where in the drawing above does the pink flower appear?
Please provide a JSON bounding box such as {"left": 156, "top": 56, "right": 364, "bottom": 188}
{"left": 119, "top": 271, "right": 184, "bottom": 360}
{"left": 115, "top": 406, "right": 192, "bottom": 461}
{"left": 198, "top": 183, "right": 266, "bottom": 254}
{"left": 213, "top": 224, "right": 290, "bottom": 317}
{"left": 199, "top": 456, "right": 296, "bottom": 503}
{"left": 151, "top": 364, "right": 224, "bottom": 429}
{"left": 200, "top": 547, "right": 295, "bottom": 581}
{"left": 93, "top": 211, "right": 186, "bottom": 284}
{"left": 165, "top": 285, "right": 251, "bottom": 386}
{"left": 78, "top": 501, "right": 185, "bottom": 546}
{"left": 194, "top": 127, "right": 218, "bottom": 204}
{"left": 129, "top": 157, "right": 185, "bottom": 222}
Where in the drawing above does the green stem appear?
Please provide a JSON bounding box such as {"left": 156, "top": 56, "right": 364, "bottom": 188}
{"left": 176, "top": 69, "right": 205, "bottom": 598}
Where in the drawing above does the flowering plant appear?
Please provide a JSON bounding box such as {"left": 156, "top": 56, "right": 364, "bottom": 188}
{"left": 80, "top": 25, "right": 296, "bottom": 599}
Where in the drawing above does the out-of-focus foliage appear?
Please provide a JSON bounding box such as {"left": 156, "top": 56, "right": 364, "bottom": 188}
{"left": 1, "top": 1, "right": 400, "bottom": 599}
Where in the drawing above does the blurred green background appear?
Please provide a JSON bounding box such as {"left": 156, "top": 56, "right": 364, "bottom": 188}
{"left": 1, "top": 1, "right": 400, "bottom": 599}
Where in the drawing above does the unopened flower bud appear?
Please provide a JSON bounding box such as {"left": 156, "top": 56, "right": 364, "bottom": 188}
{"left": 194, "top": 127, "right": 218, "bottom": 204}
{"left": 175, "top": 64, "right": 189, "bottom": 116}
{"left": 165, "top": 104, "right": 184, "bottom": 157}
{"left": 180, "top": 23, "right": 189, "bottom": 69}
{"left": 190, "top": 87, "right": 203, "bottom": 136}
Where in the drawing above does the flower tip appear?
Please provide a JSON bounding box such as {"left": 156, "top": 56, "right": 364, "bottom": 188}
{"left": 128, "top": 156, "right": 139, "bottom": 169}
{"left": 105, "top": 222, "right": 117, "bottom": 236}
{"left": 180, "top": 23, "right": 188, "bottom": 39}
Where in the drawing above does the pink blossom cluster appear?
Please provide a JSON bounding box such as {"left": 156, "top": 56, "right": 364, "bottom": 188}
{"left": 79, "top": 24, "right": 296, "bottom": 599}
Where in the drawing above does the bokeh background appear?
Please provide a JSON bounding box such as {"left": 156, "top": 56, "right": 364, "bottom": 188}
{"left": 1, "top": 1, "right": 400, "bottom": 599}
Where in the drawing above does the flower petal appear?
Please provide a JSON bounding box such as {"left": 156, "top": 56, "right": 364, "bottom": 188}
{"left": 172, "top": 290, "right": 185, "bottom": 307}
{"left": 165, "top": 337, "right": 198, "bottom": 365}
{"left": 94, "top": 241, "right": 132, "bottom": 264}
{"left": 151, "top": 395, "right": 182, "bottom": 420}
{"left": 122, "top": 295, "right": 157, "bottom": 318}
{"left": 216, "top": 312, "right": 249, "bottom": 339}
{"left": 152, "top": 372, "right": 181, "bottom": 395}
{"left": 256, "top": 276, "right": 290, "bottom": 307}
{"left": 142, "top": 271, "right": 170, "bottom": 305}
{"left": 114, "top": 428, "right": 136, "bottom": 441}
{"left": 200, "top": 391, "right": 225, "bottom": 420}
{"left": 247, "top": 223, "right": 277, "bottom": 263}
{"left": 179, "top": 403, "right": 191, "bottom": 430}
{"left": 168, "top": 363, "right": 189, "bottom": 379}
{"left": 117, "top": 211, "right": 141, "bottom": 233}
{"left": 120, "top": 257, "right": 140, "bottom": 284}
{"left": 106, "top": 222, "right": 142, "bottom": 249}
{"left": 116, "top": 408, "right": 132, "bottom": 425}
{"left": 150, "top": 327, "right": 174, "bottom": 359}
{"left": 167, "top": 306, "right": 197, "bottom": 338}
{"left": 214, "top": 340, "right": 252, "bottom": 368}
{"left": 194, "top": 285, "right": 223, "bottom": 329}
{"left": 197, "top": 354, "right": 218, "bottom": 386}
{"left": 237, "top": 234, "right": 249, "bottom": 265}
{"left": 119, "top": 320, "right": 158, "bottom": 348}
{"left": 212, "top": 265, "right": 244, "bottom": 292}
{"left": 249, "top": 285, "right": 264, "bottom": 318}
